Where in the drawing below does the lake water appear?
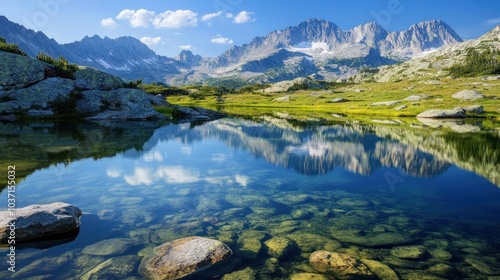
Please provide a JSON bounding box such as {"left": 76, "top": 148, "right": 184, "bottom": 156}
{"left": 0, "top": 117, "right": 499, "bottom": 279}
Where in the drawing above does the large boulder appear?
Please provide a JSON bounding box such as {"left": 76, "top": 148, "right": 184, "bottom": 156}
{"left": 416, "top": 108, "right": 466, "bottom": 118}
{"left": 309, "top": 251, "right": 375, "bottom": 279}
{"left": 75, "top": 67, "right": 124, "bottom": 90}
{"left": 76, "top": 88, "right": 166, "bottom": 120}
{"left": 139, "top": 236, "right": 233, "bottom": 280}
{"left": 452, "top": 90, "right": 486, "bottom": 100}
{"left": 4, "top": 77, "right": 76, "bottom": 111}
{"left": 0, "top": 51, "right": 49, "bottom": 88}
{"left": 0, "top": 202, "right": 82, "bottom": 243}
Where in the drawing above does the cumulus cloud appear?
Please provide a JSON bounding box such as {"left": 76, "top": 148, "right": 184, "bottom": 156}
{"left": 100, "top": 18, "right": 119, "bottom": 29}
{"left": 179, "top": 45, "right": 193, "bottom": 50}
{"left": 233, "top": 11, "right": 254, "bottom": 24}
{"left": 211, "top": 35, "right": 234, "bottom": 44}
{"left": 225, "top": 13, "right": 233, "bottom": 19}
{"left": 116, "top": 9, "right": 155, "bottom": 28}
{"left": 124, "top": 167, "right": 154, "bottom": 186}
{"left": 115, "top": 9, "right": 198, "bottom": 29}
{"left": 483, "top": 18, "right": 500, "bottom": 26}
{"left": 202, "top": 11, "right": 222, "bottom": 22}
{"left": 156, "top": 166, "right": 200, "bottom": 184}
{"left": 152, "top": 10, "right": 198, "bottom": 28}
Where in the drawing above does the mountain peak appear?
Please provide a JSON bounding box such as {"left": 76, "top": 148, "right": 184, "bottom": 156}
{"left": 175, "top": 49, "right": 202, "bottom": 67}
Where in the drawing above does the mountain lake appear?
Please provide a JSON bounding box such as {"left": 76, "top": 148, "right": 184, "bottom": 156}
{"left": 0, "top": 115, "right": 499, "bottom": 279}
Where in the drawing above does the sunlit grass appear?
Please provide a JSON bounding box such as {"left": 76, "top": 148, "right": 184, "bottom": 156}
{"left": 167, "top": 77, "right": 500, "bottom": 120}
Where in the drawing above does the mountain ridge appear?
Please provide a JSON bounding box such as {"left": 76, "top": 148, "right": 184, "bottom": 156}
{"left": 0, "top": 15, "right": 464, "bottom": 85}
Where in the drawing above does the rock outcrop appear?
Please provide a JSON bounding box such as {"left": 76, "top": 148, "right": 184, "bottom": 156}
{"left": 139, "top": 236, "right": 232, "bottom": 280}
{"left": 452, "top": 90, "right": 486, "bottom": 101}
{"left": 0, "top": 202, "right": 82, "bottom": 243}
{"left": 0, "top": 50, "right": 166, "bottom": 121}
{"left": 416, "top": 108, "right": 466, "bottom": 118}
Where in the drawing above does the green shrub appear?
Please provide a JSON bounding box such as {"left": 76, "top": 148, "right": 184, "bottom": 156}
{"left": 447, "top": 48, "right": 500, "bottom": 77}
{"left": 124, "top": 79, "right": 143, "bottom": 88}
{"left": 0, "top": 37, "right": 27, "bottom": 56}
{"left": 37, "top": 52, "right": 79, "bottom": 79}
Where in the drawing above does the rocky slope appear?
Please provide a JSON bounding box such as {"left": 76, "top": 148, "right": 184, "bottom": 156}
{"left": 178, "top": 19, "right": 462, "bottom": 84}
{"left": 0, "top": 16, "right": 463, "bottom": 85}
{"left": 0, "top": 16, "right": 183, "bottom": 83}
{"left": 372, "top": 25, "right": 500, "bottom": 82}
{"left": 0, "top": 50, "right": 166, "bottom": 120}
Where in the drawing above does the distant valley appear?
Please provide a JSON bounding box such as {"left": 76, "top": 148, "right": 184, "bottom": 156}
{"left": 0, "top": 16, "right": 465, "bottom": 85}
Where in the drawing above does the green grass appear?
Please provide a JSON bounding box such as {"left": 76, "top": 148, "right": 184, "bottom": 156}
{"left": 167, "top": 77, "right": 500, "bottom": 121}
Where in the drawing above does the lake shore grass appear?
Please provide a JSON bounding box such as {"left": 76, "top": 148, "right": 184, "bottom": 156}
{"left": 166, "top": 77, "right": 500, "bottom": 121}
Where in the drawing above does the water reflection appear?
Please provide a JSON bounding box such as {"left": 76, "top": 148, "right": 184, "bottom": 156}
{"left": 1, "top": 117, "right": 500, "bottom": 279}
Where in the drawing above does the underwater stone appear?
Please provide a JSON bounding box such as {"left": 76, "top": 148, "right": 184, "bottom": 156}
{"left": 264, "top": 237, "right": 297, "bottom": 259}
{"left": 361, "top": 259, "right": 399, "bottom": 280}
{"left": 221, "top": 267, "right": 257, "bottom": 280}
{"left": 288, "top": 232, "right": 342, "bottom": 253}
{"left": 465, "top": 257, "right": 496, "bottom": 275}
{"left": 225, "top": 194, "right": 271, "bottom": 207}
{"left": 309, "top": 250, "right": 375, "bottom": 279}
{"left": 139, "top": 236, "right": 232, "bottom": 280}
{"left": 236, "top": 237, "right": 262, "bottom": 259}
{"left": 80, "top": 255, "right": 140, "bottom": 280}
{"left": 290, "top": 273, "right": 331, "bottom": 280}
{"left": 336, "top": 197, "right": 370, "bottom": 207}
{"left": 426, "top": 263, "right": 457, "bottom": 278}
{"left": 331, "top": 230, "right": 415, "bottom": 248}
{"left": 82, "top": 238, "right": 134, "bottom": 256}
{"left": 429, "top": 248, "right": 453, "bottom": 261}
{"left": 390, "top": 245, "right": 428, "bottom": 260}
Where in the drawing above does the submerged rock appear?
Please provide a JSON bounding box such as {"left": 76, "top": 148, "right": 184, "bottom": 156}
{"left": 290, "top": 273, "right": 331, "bottom": 280}
{"left": 82, "top": 238, "right": 134, "bottom": 256}
{"left": 0, "top": 202, "right": 82, "bottom": 243}
{"left": 221, "top": 267, "right": 257, "bottom": 280}
{"left": 264, "top": 237, "right": 297, "bottom": 259}
{"left": 139, "top": 236, "right": 232, "bottom": 280}
{"left": 309, "top": 250, "right": 375, "bottom": 279}
{"left": 331, "top": 229, "right": 415, "bottom": 248}
{"left": 80, "top": 255, "right": 140, "bottom": 280}
{"left": 361, "top": 259, "right": 399, "bottom": 280}
{"left": 390, "top": 245, "right": 428, "bottom": 260}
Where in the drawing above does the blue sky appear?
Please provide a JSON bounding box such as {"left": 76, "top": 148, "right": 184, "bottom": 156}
{"left": 2, "top": 0, "right": 500, "bottom": 57}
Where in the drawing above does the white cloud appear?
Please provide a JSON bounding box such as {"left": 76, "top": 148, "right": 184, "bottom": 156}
{"left": 202, "top": 11, "right": 222, "bottom": 22}
{"left": 211, "top": 35, "right": 234, "bottom": 44}
{"left": 156, "top": 166, "right": 200, "bottom": 184}
{"left": 233, "top": 11, "right": 254, "bottom": 24}
{"left": 142, "top": 150, "right": 164, "bottom": 161}
{"left": 483, "top": 18, "right": 500, "bottom": 26}
{"left": 116, "top": 9, "right": 155, "bottom": 28}
{"left": 152, "top": 10, "right": 198, "bottom": 29}
{"left": 106, "top": 166, "right": 122, "bottom": 178}
{"left": 225, "top": 13, "right": 233, "bottom": 19}
{"left": 115, "top": 9, "right": 198, "bottom": 29}
{"left": 100, "top": 18, "right": 119, "bottom": 29}
{"left": 179, "top": 45, "right": 193, "bottom": 50}
{"left": 235, "top": 175, "right": 249, "bottom": 187}
{"left": 124, "top": 167, "right": 154, "bottom": 186}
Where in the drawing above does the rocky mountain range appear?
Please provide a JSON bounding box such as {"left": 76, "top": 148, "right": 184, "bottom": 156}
{"left": 371, "top": 25, "right": 500, "bottom": 82}
{"left": 0, "top": 15, "right": 463, "bottom": 85}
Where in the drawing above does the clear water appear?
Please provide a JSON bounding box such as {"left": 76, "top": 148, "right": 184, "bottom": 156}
{"left": 0, "top": 118, "right": 499, "bottom": 279}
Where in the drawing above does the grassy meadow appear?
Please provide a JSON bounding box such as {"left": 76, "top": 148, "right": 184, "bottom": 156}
{"left": 163, "top": 77, "right": 500, "bottom": 124}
